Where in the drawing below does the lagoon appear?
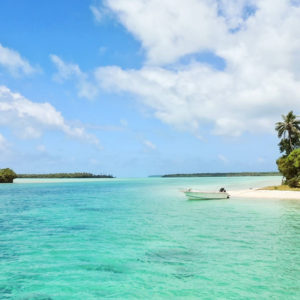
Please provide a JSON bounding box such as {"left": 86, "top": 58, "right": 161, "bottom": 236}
{"left": 0, "top": 176, "right": 300, "bottom": 299}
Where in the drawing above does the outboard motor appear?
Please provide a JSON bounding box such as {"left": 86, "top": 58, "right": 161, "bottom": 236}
{"left": 219, "top": 187, "right": 226, "bottom": 192}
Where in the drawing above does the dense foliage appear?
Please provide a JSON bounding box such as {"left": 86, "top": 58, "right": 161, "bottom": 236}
{"left": 0, "top": 168, "right": 17, "bottom": 183}
{"left": 17, "top": 172, "right": 114, "bottom": 178}
{"left": 277, "top": 149, "right": 300, "bottom": 187}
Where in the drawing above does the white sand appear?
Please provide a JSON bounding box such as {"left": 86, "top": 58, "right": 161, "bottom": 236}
{"left": 229, "top": 188, "right": 300, "bottom": 199}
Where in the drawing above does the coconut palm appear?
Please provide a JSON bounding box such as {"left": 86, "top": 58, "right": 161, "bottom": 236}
{"left": 275, "top": 111, "right": 300, "bottom": 155}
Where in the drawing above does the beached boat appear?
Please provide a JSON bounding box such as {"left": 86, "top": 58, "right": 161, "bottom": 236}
{"left": 184, "top": 188, "right": 230, "bottom": 200}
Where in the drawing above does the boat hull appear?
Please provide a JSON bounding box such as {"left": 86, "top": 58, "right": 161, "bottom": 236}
{"left": 184, "top": 191, "right": 229, "bottom": 200}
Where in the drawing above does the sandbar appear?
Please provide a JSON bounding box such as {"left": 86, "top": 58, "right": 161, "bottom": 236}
{"left": 229, "top": 188, "right": 300, "bottom": 200}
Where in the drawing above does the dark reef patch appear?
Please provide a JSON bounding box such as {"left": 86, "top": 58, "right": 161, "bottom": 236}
{"left": 81, "top": 263, "right": 124, "bottom": 274}
{"left": 0, "top": 285, "right": 13, "bottom": 299}
{"left": 145, "top": 248, "right": 195, "bottom": 265}
{"left": 78, "top": 207, "right": 115, "bottom": 213}
{"left": 19, "top": 294, "right": 53, "bottom": 300}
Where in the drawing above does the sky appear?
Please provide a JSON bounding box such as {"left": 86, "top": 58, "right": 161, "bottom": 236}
{"left": 0, "top": 0, "right": 300, "bottom": 177}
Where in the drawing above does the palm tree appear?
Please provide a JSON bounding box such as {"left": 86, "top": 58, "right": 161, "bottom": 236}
{"left": 275, "top": 111, "right": 300, "bottom": 155}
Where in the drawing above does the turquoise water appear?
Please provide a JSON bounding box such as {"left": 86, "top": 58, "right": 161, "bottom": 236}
{"left": 0, "top": 176, "right": 300, "bottom": 299}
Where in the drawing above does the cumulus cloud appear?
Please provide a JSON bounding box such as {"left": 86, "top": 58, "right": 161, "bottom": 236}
{"left": 105, "top": 0, "right": 227, "bottom": 65}
{"left": 50, "top": 54, "right": 98, "bottom": 99}
{"left": 0, "top": 86, "right": 100, "bottom": 145}
{"left": 89, "top": 0, "right": 300, "bottom": 136}
{"left": 0, "top": 43, "right": 36, "bottom": 75}
{"left": 95, "top": 62, "right": 300, "bottom": 135}
{"left": 217, "top": 0, "right": 257, "bottom": 30}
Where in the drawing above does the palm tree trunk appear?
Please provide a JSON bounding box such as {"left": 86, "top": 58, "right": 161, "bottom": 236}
{"left": 289, "top": 130, "right": 293, "bottom": 151}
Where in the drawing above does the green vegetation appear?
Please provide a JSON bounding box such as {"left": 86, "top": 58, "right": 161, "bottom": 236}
{"left": 275, "top": 111, "right": 300, "bottom": 156}
{"left": 17, "top": 173, "right": 114, "bottom": 178}
{"left": 0, "top": 168, "right": 17, "bottom": 183}
{"left": 260, "top": 185, "right": 300, "bottom": 191}
{"left": 162, "top": 172, "right": 280, "bottom": 178}
{"left": 277, "top": 149, "right": 300, "bottom": 187}
{"left": 275, "top": 111, "right": 300, "bottom": 187}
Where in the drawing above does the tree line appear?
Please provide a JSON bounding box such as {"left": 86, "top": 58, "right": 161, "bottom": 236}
{"left": 0, "top": 171, "right": 114, "bottom": 183}
{"left": 162, "top": 172, "right": 280, "bottom": 177}
{"left": 17, "top": 173, "right": 114, "bottom": 178}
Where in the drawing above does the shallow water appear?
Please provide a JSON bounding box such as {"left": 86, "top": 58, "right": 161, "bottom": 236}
{"left": 1, "top": 176, "right": 300, "bottom": 299}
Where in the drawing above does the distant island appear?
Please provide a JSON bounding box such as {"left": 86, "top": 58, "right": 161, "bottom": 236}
{"left": 0, "top": 168, "right": 17, "bottom": 183}
{"left": 161, "top": 172, "right": 280, "bottom": 178}
{"left": 17, "top": 172, "right": 114, "bottom": 179}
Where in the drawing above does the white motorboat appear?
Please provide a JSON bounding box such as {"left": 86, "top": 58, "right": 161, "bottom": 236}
{"left": 184, "top": 188, "right": 230, "bottom": 200}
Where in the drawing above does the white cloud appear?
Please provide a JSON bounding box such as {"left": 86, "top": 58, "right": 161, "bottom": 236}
{"left": 50, "top": 54, "right": 98, "bottom": 99}
{"left": 95, "top": 62, "right": 300, "bottom": 135}
{"left": 0, "top": 85, "right": 100, "bottom": 146}
{"left": 50, "top": 54, "right": 82, "bottom": 81}
{"left": 0, "top": 43, "right": 36, "bottom": 75}
{"left": 217, "top": 0, "right": 257, "bottom": 30}
{"left": 105, "top": 0, "right": 227, "bottom": 65}
{"left": 143, "top": 139, "right": 157, "bottom": 150}
{"left": 90, "top": 0, "right": 300, "bottom": 136}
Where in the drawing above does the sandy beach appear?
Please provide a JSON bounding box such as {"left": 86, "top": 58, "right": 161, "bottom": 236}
{"left": 229, "top": 188, "right": 300, "bottom": 199}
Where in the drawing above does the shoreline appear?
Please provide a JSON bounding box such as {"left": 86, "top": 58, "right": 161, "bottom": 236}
{"left": 229, "top": 188, "right": 300, "bottom": 199}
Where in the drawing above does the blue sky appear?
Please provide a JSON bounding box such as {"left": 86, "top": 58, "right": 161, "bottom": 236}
{"left": 1, "top": 0, "right": 300, "bottom": 177}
